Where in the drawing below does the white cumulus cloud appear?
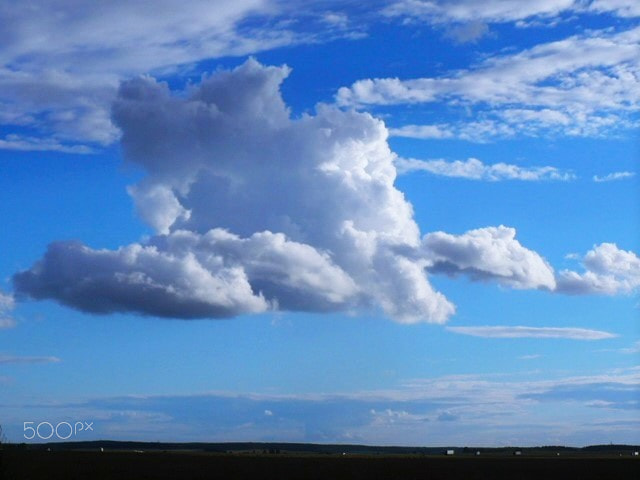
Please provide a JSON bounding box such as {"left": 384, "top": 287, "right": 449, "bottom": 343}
{"left": 556, "top": 243, "right": 640, "bottom": 295}
{"left": 14, "top": 60, "right": 634, "bottom": 323}
{"left": 14, "top": 59, "right": 455, "bottom": 324}
{"left": 13, "top": 239, "right": 272, "bottom": 319}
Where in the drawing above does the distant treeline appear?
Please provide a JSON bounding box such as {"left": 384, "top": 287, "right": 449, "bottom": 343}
{"left": 6, "top": 441, "right": 639, "bottom": 456}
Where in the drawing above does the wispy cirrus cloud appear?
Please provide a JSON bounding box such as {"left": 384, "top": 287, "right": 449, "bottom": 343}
{"left": 9, "top": 367, "right": 637, "bottom": 445}
{"left": 0, "top": 318, "right": 16, "bottom": 329}
{"left": 338, "top": 26, "right": 640, "bottom": 139}
{"left": 593, "top": 171, "right": 636, "bottom": 182}
{"left": 0, "top": 355, "right": 61, "bottom": 365}
{"left": 447, "top": 326, "right": 617, "bottom": 340}
{"left": 588, "top": 0, "right": 640, "bottom": 18}
{"left": 519, "top": 354, "right": 542, "bottom": 360}
{"left": 389, "top": 124, "right": 455, "bottom": 139}
{"left": 395, "top": 157, "right": 575, "bottom": 181}
{"left": 0, "top": 1, "right": 363, "bottom": 150}
{"left": 383, "top": 0, "right": 640, "bottom": 25}
{"left": 619, "top": 341, "right": 640, "bottom": 354}
{"left": 0, "top": 290, "right": 16, "bottom": 329}
{"left": 382, "top": 0, "right": 640, "bottom": 52}
{"left": 388, "top": 110, "right": 632, "bottom": 141}
{"left": 383, "top": 0, "right": 575, "bottom": 25}
{"left": 0, "top": 134, "right": 95, "bottom": 154}
{"left": 443, "top": 21, "right": 490, "bottom": 44}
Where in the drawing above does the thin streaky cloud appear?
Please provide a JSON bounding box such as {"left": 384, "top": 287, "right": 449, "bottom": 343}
{"left": 383, "top": 0, "right": 589, "bottom": 24}
{"left": 0, "top": 355, "right": 61, "bottom": 364}
{"left": 384, "top": 0, "right": 640, "bottom": 25}
{"left": 593, "top": 171, "right": 636, "bottom": 182}
{"left": 0, "top": 135, "right": 95, "bottom": 154}
{"left": 338, "top": 26, "right": 640, "bottom": 138}
{"left": 0, "top": 1, "right": 363, "bottom": 149}
{"left": 22, "top": 367, "right": 637, "bottom": 444}
{"left": 0, "top": 291, "right": 16, "bottom": 329}
{"left": 395, "top": 157, "right": 575, "bottom": 181}
{"left": 619, "top": 341, "right": 640, "bottom": 354}
{"left": 389, "top": 124, "right": 454, "bottom": 139}
{"left": 0, "top": 318, "right": 16, "bottom": 329}
{"left": 0, "top": 291, "right": 14, "bottom": 310}
{"left": 447, "top": 326, "right": 617, "bottom": 340}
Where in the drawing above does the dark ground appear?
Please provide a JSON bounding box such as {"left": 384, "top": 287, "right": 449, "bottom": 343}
{"left": 2, "top": 450, "right": 639, "bottom": 480}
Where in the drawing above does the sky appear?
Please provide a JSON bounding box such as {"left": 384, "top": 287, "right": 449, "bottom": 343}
{"left": 0, "top": 0, "right": 639, "bottom": 447}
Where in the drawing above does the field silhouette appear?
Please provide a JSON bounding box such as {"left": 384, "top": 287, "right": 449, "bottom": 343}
{"left": 2, "top": 442, "right": 639, "bottom": 480}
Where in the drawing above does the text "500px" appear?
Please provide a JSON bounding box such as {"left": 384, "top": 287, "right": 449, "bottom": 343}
{"left": 24, "top": 421, "right": 94, "bottom": 440}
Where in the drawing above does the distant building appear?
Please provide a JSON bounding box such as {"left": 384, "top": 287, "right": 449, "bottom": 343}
{"left": 513, "top": 450, "right": 522, "bottom": 456}
{"left": 445, "top": 450, "right": 455, "bottom": 455}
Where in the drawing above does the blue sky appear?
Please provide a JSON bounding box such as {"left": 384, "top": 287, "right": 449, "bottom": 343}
{"left": 0, "top": 0, "right": 639, "bottom": 446}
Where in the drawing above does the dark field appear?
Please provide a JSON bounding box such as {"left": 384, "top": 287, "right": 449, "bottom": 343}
{"left": 2, "top": 450, "right": 639, "bottom": 480}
